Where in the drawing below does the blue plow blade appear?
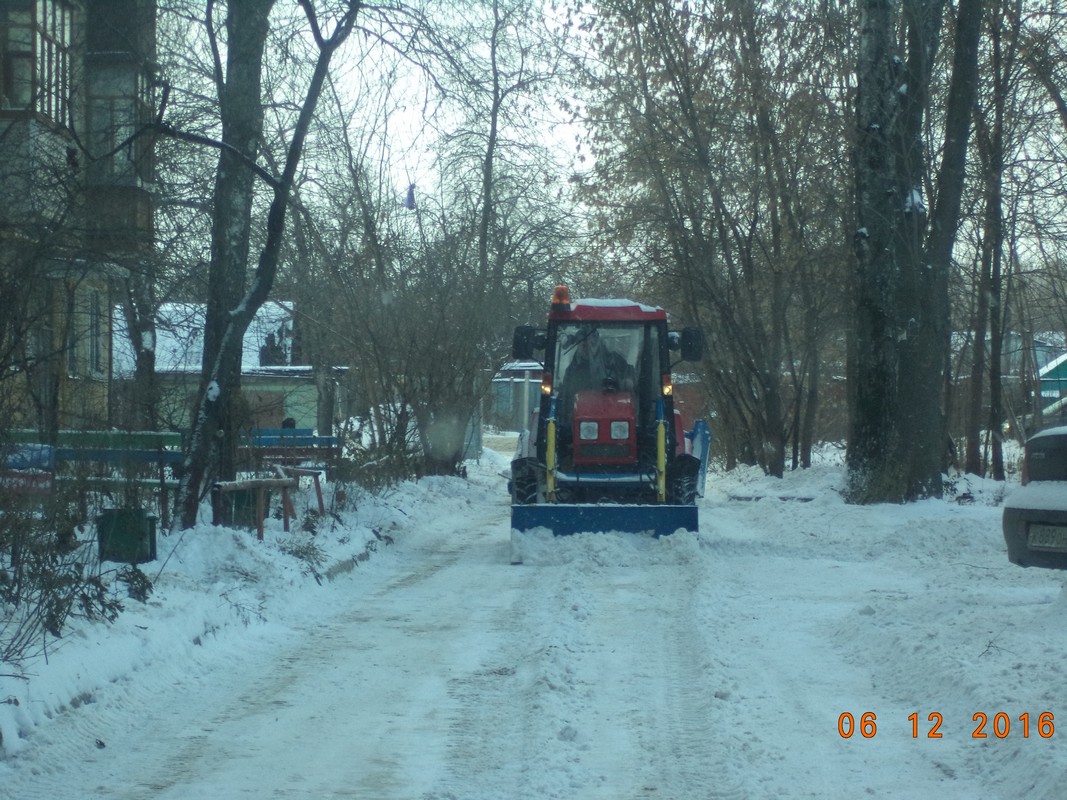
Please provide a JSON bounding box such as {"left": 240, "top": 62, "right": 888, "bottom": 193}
{"left": 511, "top": 503, "right": 698, "bottom": 537}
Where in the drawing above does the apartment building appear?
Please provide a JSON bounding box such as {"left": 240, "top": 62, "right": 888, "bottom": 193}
{"left": 0, "top": 0, "right": 156, "bottom": 437}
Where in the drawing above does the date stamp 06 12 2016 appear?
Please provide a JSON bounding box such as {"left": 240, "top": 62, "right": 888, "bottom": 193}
{"left": 838, "top": 711, "right": 1055, "bottom": 740}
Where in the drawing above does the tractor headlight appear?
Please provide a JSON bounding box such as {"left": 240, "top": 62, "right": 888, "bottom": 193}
{"left": 610, "top": 421, "right": 630, "bottom": 440}
{"left": 579, "top": 421, "right": 599, "bottom": 440}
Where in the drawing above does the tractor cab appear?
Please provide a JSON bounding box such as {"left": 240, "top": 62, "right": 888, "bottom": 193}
{"left": 551, "top": 320, "right": 664, "bottom": 474}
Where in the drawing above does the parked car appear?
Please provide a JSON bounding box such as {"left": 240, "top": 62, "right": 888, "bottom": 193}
{"left": 1003, "top": 426, "right": 1067, "bottom": 568}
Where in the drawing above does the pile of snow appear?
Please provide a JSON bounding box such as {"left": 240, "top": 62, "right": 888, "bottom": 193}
{"left": 0, "top": 478, "right": 410, "bottom": 756}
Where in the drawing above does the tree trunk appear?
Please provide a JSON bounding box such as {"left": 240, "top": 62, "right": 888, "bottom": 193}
{"left": 988, "top": 266, "right": 1005, "bottom": 480}
{"left": 848, "top": 0, "right": 907, "bottom": 501}
{"left": 314, "top": 365, "right": 336, "bottom": 436}
{"left": 849, "top": 0, "right": 981, "bottom": 502}
{"left": 801, "top": 355, "right": 819, "bottom": 470}
{"left": 982, "top": 1, "right": 1010, "bottom": 482}
{"left": 964, "top": 255, "right": 990, "bottom": 475}
{"left": 122, "top": 275, "right": 160, "bottom": 431}
{"left": 179, "top": 1, "right": 274, "bottom": 528}
{"left": 926, "top": 0, "right": 984, "bottom": 473}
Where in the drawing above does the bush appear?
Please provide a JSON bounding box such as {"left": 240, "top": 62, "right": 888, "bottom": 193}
{"left": 334, "top": 444, "right": 419, "bottom": 494}
{"left": 0, "top": 493, "right": 123, "bottom": 675}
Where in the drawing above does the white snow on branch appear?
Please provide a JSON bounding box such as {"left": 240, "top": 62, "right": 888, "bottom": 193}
{"left": 904, "top": 188, "right": 926, "bottom": 214}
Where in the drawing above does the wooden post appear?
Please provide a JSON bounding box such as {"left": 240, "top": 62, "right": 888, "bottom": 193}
{"left": 279, "top": 466, "right": 326, "bottom": 517}
{"left": 256, "top": 486, "right": 265, "bottom": 540}
{"left": 281, "top": 485, "right": 291, "bottom": 533}
{"left": 211, "top": 483, "right": 222, "bottom": 526}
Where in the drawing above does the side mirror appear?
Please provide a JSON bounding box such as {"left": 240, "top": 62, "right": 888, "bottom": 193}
{"left": 512, "top": 325, "right": 545, "bottom": 360}
{"left": 680, "top": 328, "right": 704, "bottom": 362}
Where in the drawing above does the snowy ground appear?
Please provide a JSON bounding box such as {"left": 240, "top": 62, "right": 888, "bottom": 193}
{"left": 2, "top": 438, "right": 1066, "bottom": 799}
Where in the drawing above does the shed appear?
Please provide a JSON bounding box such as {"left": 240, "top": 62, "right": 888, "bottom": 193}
{"left": 489, "top": 360, "right": 542, "bottom": 431}
{"left": 112, "top": 302, "right": 346, "bottom": 432}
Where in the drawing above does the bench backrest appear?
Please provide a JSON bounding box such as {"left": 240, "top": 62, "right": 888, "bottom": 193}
{"left": 2, "top": 431, "right": 184, "bottom": 476}
{"left": 244, "top": 428, "right": 338, "bottom": 448}
{"left": 1, "top": 443, "right": 56, "bottom": 471}
{"left": 4, "top": 429, "right": 183, "bottom": 450}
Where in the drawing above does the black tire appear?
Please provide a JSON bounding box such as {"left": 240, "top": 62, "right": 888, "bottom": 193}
{"left": 668, "top": 454, "right": 701, "bottom": 505}
{"left": 511, "top": 458, "right": 540, "bottom": 504}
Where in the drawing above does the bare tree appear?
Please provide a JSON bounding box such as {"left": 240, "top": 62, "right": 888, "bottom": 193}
{"left": 175, "top": 1, "right": 359, "bottom": 528}
{"left": 963, "top": 1, "right": 1020, "bottom": 479}
{"left": 269, "top": 0, "right": 577, "bottom": 477}
{"left": 572, "top": 0, "right": 854, "bottom": 475}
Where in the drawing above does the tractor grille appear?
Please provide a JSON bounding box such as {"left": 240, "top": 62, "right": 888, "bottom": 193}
{"left": 577, "top": 444, "right": 632, "bottom": 460}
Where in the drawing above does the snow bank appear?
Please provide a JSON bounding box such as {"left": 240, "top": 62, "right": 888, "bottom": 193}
{"left": 2, "top": 446, "right": 1066, "bottom": 799}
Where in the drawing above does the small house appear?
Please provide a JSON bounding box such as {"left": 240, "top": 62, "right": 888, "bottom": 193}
{"left": 112, "top": 301, "right": 346, "bottom": 433}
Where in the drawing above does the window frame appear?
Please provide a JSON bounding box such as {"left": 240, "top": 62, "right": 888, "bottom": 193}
{"left": 0, "top": 0, "right": 73, "bottom": 127}
{"left": 65, "top": 288, "right": 78, "bottom": 377}
{"left": 88, "top": 288, "right": 103, "bottom": 377}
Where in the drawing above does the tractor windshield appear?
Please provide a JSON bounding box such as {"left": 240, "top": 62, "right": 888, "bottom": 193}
{"left": 554, "top": 322, "right": 662, "bottom": 431}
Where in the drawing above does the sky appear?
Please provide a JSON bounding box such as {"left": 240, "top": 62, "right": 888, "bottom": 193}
{"left": 1, "top": 439, "right": 1065, "bottom": 798}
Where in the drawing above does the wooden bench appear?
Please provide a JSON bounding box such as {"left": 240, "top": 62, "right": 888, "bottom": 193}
{"left": 238, "top": 427, "right": 340, "bottom": 471}
{"left": 1, "top": 430, "right": 184, "bottom": 527}
{"left": 211, "top": 472, "right": 300, "bottom": 540}
{"left": 210, "top": 462, "right": 331, "bottom": 540}
{"left": 0, "top": 443, "right": 57, "bottom": 498}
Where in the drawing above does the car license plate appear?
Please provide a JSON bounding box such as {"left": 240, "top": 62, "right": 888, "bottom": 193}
{"left": 1028, "top": 524, "right": 1067, "bottom": 551}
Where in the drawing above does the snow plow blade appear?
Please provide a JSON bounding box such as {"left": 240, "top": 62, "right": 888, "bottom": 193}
{"left": 511, "top": 503, "right": 698, "bottom": 537}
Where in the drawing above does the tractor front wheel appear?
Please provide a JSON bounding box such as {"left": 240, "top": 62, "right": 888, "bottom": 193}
{"left": 668, "top": 454, "right": 701, "bottom": 505}
{"left": 511, "top": 457, "right": 541, "bottom": 504}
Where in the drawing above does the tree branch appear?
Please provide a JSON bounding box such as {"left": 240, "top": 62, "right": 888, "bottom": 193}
{"left": 154, "top": 121, "right": 280, "bottom": 190}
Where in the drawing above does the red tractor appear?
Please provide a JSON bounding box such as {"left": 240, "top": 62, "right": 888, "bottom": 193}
{"left": 509, "top": 286, "right": 709, "bottom": 546}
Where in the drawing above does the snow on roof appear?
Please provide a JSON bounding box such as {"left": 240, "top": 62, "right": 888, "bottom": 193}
{"left": 573, "top": 298, "right": 662, "bottom": 314}
{"left": 1028, "top": 425, "right": 1067, "bottom": 442}
{"left": 495, "top": 360, "right": 543, "bottom": 377}
{"left": 113, "top": 301, "right": 294, "bottom": 378}
{"left": 1040, "top": 351, "right": 1067, "bottom": 378}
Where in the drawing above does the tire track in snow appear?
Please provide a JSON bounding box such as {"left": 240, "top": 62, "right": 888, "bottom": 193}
{"left": 0, "top": 490, "right": 514, "bottom": 800}
{"left": 437, "top": 531, "right": 748, "bottom": 800}
{"left": 626, "top": 554, "right": 750, "bottom": 800}
{"left": 114, "top": 505, "right": 513, "bottom": 800}
{"left": 0, "top": 624, "right": 293, "bottom": 800}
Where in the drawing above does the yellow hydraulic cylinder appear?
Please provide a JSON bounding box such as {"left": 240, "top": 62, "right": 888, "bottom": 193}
{"left": 546, "top": 404, "right": 557, "bottom": 502}
{"left": 656, "top": 401, "right": 667, "bottom": 502}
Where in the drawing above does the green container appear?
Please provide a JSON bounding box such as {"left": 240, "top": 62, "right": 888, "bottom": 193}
{"left": 97, "top": 508, "right": 157, "bottom": 563}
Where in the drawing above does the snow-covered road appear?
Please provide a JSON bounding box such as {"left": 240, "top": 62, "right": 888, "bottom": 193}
{"left": 2, "top": 447, "right": 1066, "bottom": 798}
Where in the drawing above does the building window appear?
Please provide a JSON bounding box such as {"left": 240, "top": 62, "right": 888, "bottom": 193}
{"left": 89, "top": 289, "right": 104, "bottom": 375}
{"left": 37, "top": 0, "right": 73, "bottom": 125}
{"left": 88, "top": 64, "right": 156, "bottom": 184}
{"left": 0, "top": 6, "right": 33, "bottom": 109}
{"left": 0, "top": 0, "right": 72, "bottom": 125}
{"left": 89, "top": 92, "right": 134, "bottom": 178}
{"left": 66, "top": 289, "right": 78, "bottom": 377}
